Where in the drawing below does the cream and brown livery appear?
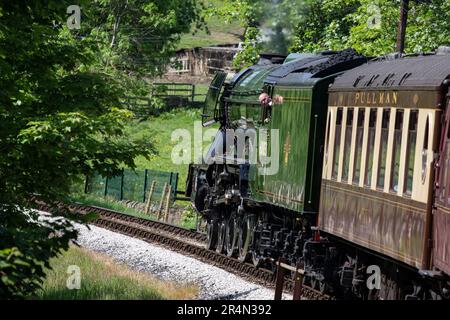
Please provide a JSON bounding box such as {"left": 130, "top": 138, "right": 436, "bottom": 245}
{"left": 321, "top": 53, "right": 450, "bottom": 297}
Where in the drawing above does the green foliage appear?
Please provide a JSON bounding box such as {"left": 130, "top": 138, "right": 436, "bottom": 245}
{"left": 0, "top": 209, "right": 77, "bottom": 298}
{"left": 82, "top": 0, "right": 205, "bottom": 77}
{"left": 233, "top": 26, "right": 262, "bottom": 69}
{"left": 291, "top": 0, "right": 360, "bottom": 53}
{"left": 180, "top": 206, "right": 198, "bottom": 230}
{"left": 0, "top": 0, "right": 157, "bottom": 298}
{"left": 178, "top": 0, "right": 244, "bottom": 49}
{"left": 291, "top": 0, "right": 450, "bottom": 56}
{"left": 207, "top": 0, "right": 263, "bottom": 68}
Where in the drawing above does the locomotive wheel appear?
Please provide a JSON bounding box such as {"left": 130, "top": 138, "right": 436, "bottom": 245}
{"left": 216, "top": 220, "right": 226, "bottom": 254}
{"left": 238, "top": 215, "right": 254, "bottom": 263}
{"left": 206, "top": 220, "right": 218, "bottom": 250}
{"left": 310, "top": 277, "right": 317, "bottom": 290}
{"left": 318, "top": 281, "right": 328, "bottom": 294}
{"left": 225, "top": 216, "right": 238, "bottom": 257}
{"left": 251, "top": 250, "right": 263, "bottom": 268}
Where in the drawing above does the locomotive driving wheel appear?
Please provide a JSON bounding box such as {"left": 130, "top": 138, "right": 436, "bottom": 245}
{"left": 216, "top": 219, "right": 226, "bottom": 254}
{"left": 206, "top": 219, "right": 218, "bottom": 250}
{"left": 238, "top": 214, "right": 255, "bottom": 263}
{"left": 251, "top": 222, "right": 263, "bottom": 267}
{"left": 251, "top": 250, "right": 263, "bottom": 268}
{"left": 225, "top": 213, "right": 238, "bottom": 257}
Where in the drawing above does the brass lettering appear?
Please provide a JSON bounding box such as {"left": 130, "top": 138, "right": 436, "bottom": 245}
{"left": 393, "top": 91, "right": 398, "bottom": 105}
{"left": 386, "top": 93, "right": 390, "bottom": 104}
{"left": 355, "top": 92, "right": 360, "bottom": 104}
{"left": 379, "top": 92, "right": 385, "bottom": 104}
{"left": 372, "top": 92, "right": 376, "bottom": 104}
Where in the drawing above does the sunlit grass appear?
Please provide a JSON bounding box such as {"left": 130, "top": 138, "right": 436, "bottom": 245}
{"left": 178, "top": 0, "right": 243, "bottom": 49}
{"left": 71, "top": 193, "right": 199, "bottom": 230}
{"left": 72, "top": 193, "right": 157, "bottom": 221}
{"left": 32, "top": 246, "right": 199, "bottom": 300}
{"left": 126, "top": 108, "right": 219, "bottom": 185}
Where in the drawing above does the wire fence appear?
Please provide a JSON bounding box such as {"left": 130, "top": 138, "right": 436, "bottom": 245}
{"left": 85, "top": 169, "right": 179, "bottom": 204}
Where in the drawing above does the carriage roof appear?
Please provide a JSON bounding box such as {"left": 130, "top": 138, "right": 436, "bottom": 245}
{"left": 330, "top": 53, "right": 450, "bottom": 91}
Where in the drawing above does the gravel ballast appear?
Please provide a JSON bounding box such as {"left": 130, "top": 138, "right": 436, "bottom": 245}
{"left": 76, "top": 224, "right": 289, "bottom": 300}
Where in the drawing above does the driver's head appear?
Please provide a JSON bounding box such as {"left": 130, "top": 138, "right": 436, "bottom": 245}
{"left": 259, "top": 93, "right": 271, "bottom": 106}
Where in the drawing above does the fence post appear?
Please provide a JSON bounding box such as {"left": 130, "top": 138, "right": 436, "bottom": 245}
{"left": 292, "top": 265, "right": 304, "bottom": 300}
{"left": 164, "top": 185, "right": 172, "bottom": 222}
{"left": 157, "top": 183, "right": 168, "bottom": 220}
{"left": 120, "top": 169, "right": 124, "bottom": 201}
{"left": 174, "top": 173, "right": 179, "bottom": 197}
{"left": 191, "top": 84, "right": 195, "bottom": 105}
{"left": 143, "top": 169, "right": 148, "bottom": 202}
{"left": 145, "top": 180, "right": 157, "bottom": 215}
{"left": 104, "top": 177, "right": 109, "bottom": 197}
{"left": 84, "top": 175, "right": 89, "bottom": 194}
{"left": 274, "top": 258, "right": 286, "bottom": 301}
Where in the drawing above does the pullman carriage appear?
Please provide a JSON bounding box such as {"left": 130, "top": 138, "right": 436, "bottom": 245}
{"left": 320, "top": 53, "right": 450, "bottom": 298}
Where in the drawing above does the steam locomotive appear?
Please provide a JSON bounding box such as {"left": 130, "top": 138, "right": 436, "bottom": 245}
{"left": 185, "top": 48, "right": 450, "bottom": 299}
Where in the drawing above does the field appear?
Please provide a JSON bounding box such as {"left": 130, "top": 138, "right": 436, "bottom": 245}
{"left": 126, "top": 107, "right": 219, "bottom": 186}
{"left": 70, "top": 107, "right": 215, "bottom": 230}
{"left": 178, "top": 0, "right": 244, "bottom": 49}
{"left": 32, "top": 246, "right": 198, "bottom": 300}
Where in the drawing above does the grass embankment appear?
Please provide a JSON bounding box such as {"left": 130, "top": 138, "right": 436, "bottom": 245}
{"left": 73, "top": 193, "right": 158, "bottom": 221}
{"left": 72, "top": 108, "right": 215, "bottom": 229}
{"left": 72, "top": 193, "right": 198, "bottom": 230}
{"left": 127, "top": 108, "right": 219, "bottom": 184}
{"left": 32, "top": 246, "right": 198, "bottom": 300}
{"left": 178, "top": 0, "right": 243, "bottom": 49}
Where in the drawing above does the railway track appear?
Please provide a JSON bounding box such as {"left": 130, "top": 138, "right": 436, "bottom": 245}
{"left": 34, "top": 200, "right": 332, "bottom": 300}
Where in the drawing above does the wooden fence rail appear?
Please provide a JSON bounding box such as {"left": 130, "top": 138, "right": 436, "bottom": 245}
{"left": 121, "top": 82, "right": 206, "bottom": 118}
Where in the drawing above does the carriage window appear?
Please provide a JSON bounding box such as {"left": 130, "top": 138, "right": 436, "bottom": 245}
{"left": 342, "top": 109, "right": 354, "bottom": 182}
{"left": 365, "top": 109, "right": 377, "bottom": 187}
{"left": 405, "top": 111, "right": 418, "bottom": 195}
{"left": 377, "top": 109, "right": 391, "bottom": 189}
{"left": 353, "top": 109, "right": 365, "bottom": 185}
{"left": 332, "top": 108, "right": 343, "bottom": 180}
{"left": 391, "top": 110, "right": 404, "bottom": 193}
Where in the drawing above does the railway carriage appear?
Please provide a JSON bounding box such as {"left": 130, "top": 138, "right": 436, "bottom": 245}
{"left": 435, "top": 89, "right": 450, "bottom": 277}
{"left": 186, "top": 48, "right": 450, "bottom": 299}
{"left": 318, "top": 53, "right": 450, "bottom": 299}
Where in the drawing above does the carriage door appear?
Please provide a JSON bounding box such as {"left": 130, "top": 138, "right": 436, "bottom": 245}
{"left": 433, "top": 90, "right": 450, "bottom": 275}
